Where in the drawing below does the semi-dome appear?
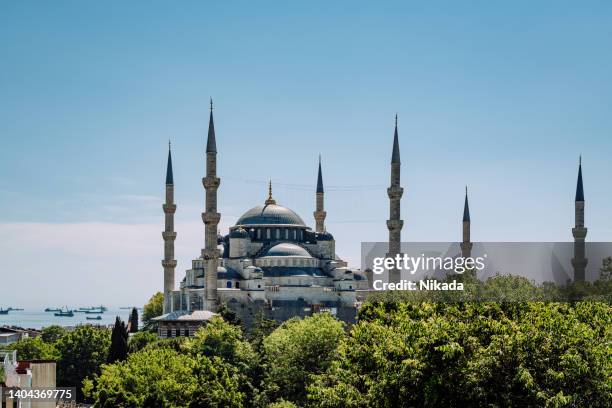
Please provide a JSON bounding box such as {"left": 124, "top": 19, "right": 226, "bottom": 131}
{"left": 261, "top": 243, "right": 312, "bottom": 258}
{"left": 236, "top": 204, "right": 306, "bottom": 227}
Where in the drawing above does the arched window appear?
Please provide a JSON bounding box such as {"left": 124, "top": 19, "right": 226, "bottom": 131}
{"left": 226, "top": 281, "right": 232, "bottom": 288}
{"left": 266, "top": 228, "right": 271, "bottom": 239}
{"left": 235, "top": 281, "right": 240, "bottom": 289}
{"left": 257, "top": 229, "right": 261, "bottom": 239}
{"left": 285, "top": 229, "right": 289, "bottom": 239}
{"left": 276, "top": 228, "right": 280, "bottom": 239}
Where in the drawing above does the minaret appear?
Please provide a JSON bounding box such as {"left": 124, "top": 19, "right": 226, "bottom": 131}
{"left": 571, "top": 156, "right": 587, "bottom": 281}
{"left": 314, "top": 155, "right": 326, "bottom": 233}
{"left": 387, "top": 114, "right": 403, "bottom": 283}
{"left": 202, "top": 99, "right": 220, "bottom": 309}
{"left": 162, "top": 141, "right": 177, "bottom": 314}
{"left": 460, "top": 186, "right": 473, "bottom": 259}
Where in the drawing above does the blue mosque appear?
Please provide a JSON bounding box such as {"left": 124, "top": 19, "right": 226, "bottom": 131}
{"left": 155, "top": 102, "right": 369, "bottom": 334}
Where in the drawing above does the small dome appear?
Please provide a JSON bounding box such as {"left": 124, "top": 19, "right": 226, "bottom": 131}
{"left": 261, "top": 243, "right": 312, "bottom": 258}
{"left": 230, "top": 227, "right": 249, "bottom": 238}
{"left": 236, "top": 204, "right": 306, "bottom": 227}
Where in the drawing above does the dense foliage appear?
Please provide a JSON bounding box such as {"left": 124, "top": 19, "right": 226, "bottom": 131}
{"left": 55, "top": 326, "right": 111, "bottom": 401}
{"left": 40, "top": 325, "right": 67, "bottom": 343}
{"left": 308, "top": 301, "right": 611, "bottom": 407}
{"left": 85, "top": 317, "right": 255, "bottom": 407}
{"left": 142, "top": 291, "right": 163, "bottom": 330}
{"left": 127, "top": 330, "right": 159, "bottom": 354}
{"left": 84, "top": 348, "right": 245, "bottom": 408}
{"left": 6, "top": 278, "right": 611, "bottom": 407}
{"left": 7, "top": 336, "right": 59, "bottom": 360}
{"left": 261, "top": 313, "right": 345, "bottom": 406}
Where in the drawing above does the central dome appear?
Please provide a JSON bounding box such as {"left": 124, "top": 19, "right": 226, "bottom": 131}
{"left": 236, "top": 204, "right": 306, "bottom": 227}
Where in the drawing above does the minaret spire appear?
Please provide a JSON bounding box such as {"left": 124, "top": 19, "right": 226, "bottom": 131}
{"left": 461, "top": 186, "right": 473, "bottom": 259}
{"left": 314, "top": 155, "right": 326, "bottom": 232}
{"left": 202, "top": 100, "right": 220, "bottom": 310}
{"left": 391, "top": 114, "right": 400, "bottom": 165}
{"left": 206, "top": 98, "right": 217, "bottom": 154}
{"left": 463, "top": 186, "right": 470, "bottom": 222}
{"left": 166, "top": 141, "right": 174, "bottom": 185}
{"left": 572, "top": 156, "right": 587, "bottom": 281}
{"left": 162, "top": 142, "right": 177, "bottom": 313}
{"left": 575, "top": 155, "right": 584, "bottom": 201}
{"left": 265, "top": 180, "right": 277, "bottom": 205}
{"left": 387, "top": 114, "right": 404, "bottom": 283}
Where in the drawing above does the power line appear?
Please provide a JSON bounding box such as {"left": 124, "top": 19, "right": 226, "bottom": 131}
{"left": 223, "top": 176, "right": 385, "bottom": 191}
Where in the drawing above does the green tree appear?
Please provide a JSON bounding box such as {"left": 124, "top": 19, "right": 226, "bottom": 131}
{"left": 85, "top": 347, "right": 245, "bottom": 408}
{"left": 308, "top": 301, "right": 612, "bottom": 408}
{"left": 217, "top": 303, "right": 242, "bottom": 326}
{"left": 7, "top": 336, "right": 58, "bottom": 360}
{"left": 262, "top": 313, "right": 345, "bottom": 406}
{"left": 41, "top": 325, "right": 67, "bottom": 343}
{"left": 129, "top": 307, "right": 139, "bottom": 333}
{"left": 142, "top": 292, "right": 163, "bottom": 331}
{"left": 184, "top": 317, "right": 260, "bottom": 402}
{"left": 267, "top": 400, "right": 298, "bottom": 408}
{"left": 55, "top": 326, "right": 110, "bottom": 401}
{"left": 107, "top": 317, "right": 128, "bottom": 364}
{"left": 184, "top": 317, "right": 257, "bottom": 367}
{"left": 127, "top": 331, "right": 158, "bottom": 354}
{"left": 247, "top": 313, "right": 279, "bottom": 350}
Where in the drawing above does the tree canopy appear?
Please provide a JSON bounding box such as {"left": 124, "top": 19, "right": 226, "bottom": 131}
{"left": 142, "top": 292, "right": 163, "bottom": 330}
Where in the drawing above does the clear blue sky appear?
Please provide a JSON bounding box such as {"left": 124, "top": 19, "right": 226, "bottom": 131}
{"left": 1, "top": 1, "right": 611, "bottom": 308}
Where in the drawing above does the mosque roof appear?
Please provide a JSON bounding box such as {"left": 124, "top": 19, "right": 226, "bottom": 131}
{"left": 152, "top": 310, "right": 218, "bottom": 322}
{"left": 236, "top": 204, "right": 306, "bottom": 227}
{"left": 217, "top": 267, "right": 242, "bottom": 280}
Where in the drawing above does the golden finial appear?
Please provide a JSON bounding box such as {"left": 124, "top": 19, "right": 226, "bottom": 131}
{"left": 265, "top": 180, "right": 276, "bottom": 205}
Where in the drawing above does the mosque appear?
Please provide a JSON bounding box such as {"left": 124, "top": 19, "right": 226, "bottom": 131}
{"left": 154, "top": 102, "right": 371, "bottom": 335}
{"left": 154, "top": 101, "right": 589, "bottom": 337}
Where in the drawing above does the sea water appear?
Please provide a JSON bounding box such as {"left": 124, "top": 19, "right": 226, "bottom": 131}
{"left": 0, "top": 308, "right": 137, "bottom": 330}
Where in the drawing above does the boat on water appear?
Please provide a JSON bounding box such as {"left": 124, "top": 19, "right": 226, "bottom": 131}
{"left": 7, "top": 307, "right": 24, "bottom": 311}
{"left": 54, "top": 308, "right": 74, "bottom": 317}
{"left": 44, "top": 308, "right": 61, "bottom": 312}
{"left": 86, "top": 316, "right": 102, "bottom": 320}
{"left": 80, "top": 305, "right": 107, "bottom": 312}
{"left": 85, "top": 309, "right": 104, "bottom": 314}
{"left": 0, "top": 308, "right": 9, "bottom": 315}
